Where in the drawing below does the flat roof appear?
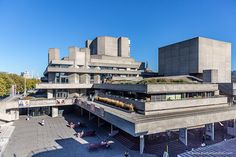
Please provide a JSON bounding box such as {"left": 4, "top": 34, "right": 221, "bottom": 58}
{"left": 159, "top": 36, "right": 231, "bottom": 49}
{"left": 93, "top": 83, "right": 219, "bottom": 94}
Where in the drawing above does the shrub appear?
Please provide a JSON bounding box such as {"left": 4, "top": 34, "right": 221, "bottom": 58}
{"left": 95, "top": 96, "right": 135, "bottom": 112}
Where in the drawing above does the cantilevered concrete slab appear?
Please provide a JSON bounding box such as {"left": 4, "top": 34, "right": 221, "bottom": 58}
{"left": 75, "top": 99, "right": 236, "bottom": 137}
{"left": 93, "top": 83, "right": 219, "bottom": 94}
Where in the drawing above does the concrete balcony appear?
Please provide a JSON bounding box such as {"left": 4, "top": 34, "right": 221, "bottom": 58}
{"left": 146, "top": 84, "right": 219, "bottom": 94}
{"left": 23, "top": 98, "right": 74, "bottom": 108}
{"left": 46, "top": 67, "right": 141, "bottom": 75}
{"left": 96, "top": 94, "right": 228, "bottom": 115}
{"left": 145, "top": 96, "right": 228, "bottom": 115}
{"left": 36, "top": 83, "right": 93, "bottom": 89}
{"left": 94, "top": 83, "right": 219, "bottom": 94}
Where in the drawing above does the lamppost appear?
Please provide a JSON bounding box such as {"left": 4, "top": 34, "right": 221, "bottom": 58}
{"left": 23, "top": 72, "right": 30, "bottom": 120}
{"left": 24, "top": 76, "right": 26, "bottom": 97}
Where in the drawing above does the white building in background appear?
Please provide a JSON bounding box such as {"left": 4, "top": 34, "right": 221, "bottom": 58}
{"left": 21, "top": 71, "right": 32, "bottom": 79}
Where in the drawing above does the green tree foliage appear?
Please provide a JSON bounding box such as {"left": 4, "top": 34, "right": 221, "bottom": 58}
{"left": 0, "top": 72, "right": 40, "bottom": 96}
{"left": 0, "top": 77, "right": 7, "bottom": 96}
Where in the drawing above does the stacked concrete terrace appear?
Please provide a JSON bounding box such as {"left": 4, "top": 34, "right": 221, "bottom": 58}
{"left": 37, "top": 36, "right": 145, "bottom": 98}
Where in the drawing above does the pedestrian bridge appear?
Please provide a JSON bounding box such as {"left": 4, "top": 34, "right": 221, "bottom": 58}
{"left": 2, "top": 98, "right": 75, "bottom": 110}
{"left": 0, "top": 98, "right": 76, "bottom": 122}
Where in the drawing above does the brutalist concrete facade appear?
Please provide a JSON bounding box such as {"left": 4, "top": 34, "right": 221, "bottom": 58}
{"left": 39, "top": 36, "right": 144, "bottom": 98}
{"left": 87, "top": 36, "right": 130, "bottom": 57}
{"left": 158, "top": 37, "right": 231, "bottom": 83}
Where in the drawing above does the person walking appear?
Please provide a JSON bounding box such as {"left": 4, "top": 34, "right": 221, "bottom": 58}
{"left": 41, "top": 119, "right": 45, "bottom": 126}
{"left": 124, "top": 151, "right": 129, "bottom": 157}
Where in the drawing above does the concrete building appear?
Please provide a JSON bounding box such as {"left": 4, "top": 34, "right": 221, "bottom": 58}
{"left": 37, "top": 36, "right": 144, "bottom": 99}
{"left": 2, "top": 36, "right": 236, "bottom": 156}
{"left": 158, "top": 37, "right": 231, "bottom": 83}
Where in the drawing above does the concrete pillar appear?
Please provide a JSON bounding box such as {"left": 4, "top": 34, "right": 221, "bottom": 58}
{"left": 51, "top": 107, "right": 58, "bottom": 117}
{"left": 98, "top": 117, "right": 100, "bottom": 127}
{"left": 233, "top": 119, "right": 236, "bottom": 136}
{"left": 111, "top": 124, "right": 113, "bottom": 134}
{"left": 80, "top": 74, "right": 90, "bottom": 84}
{"left": 94, "top": 74, "right": 101, "bottom": 84}
{"left": 80, "top": 108, "right": 83, "bottom": 116}
{"left": 89, "top": 112, "right": 92, "bottom": 120}
{"left": 10, "top": 109, "right": 19, "bottom": 120}
{"left": 139, "top": 135, "right": 145, "bottom": 154}
{"left": 179, "top": 128, "right": 188, "bottom": 146}
{"left": 15, "top": 109, "right": 19, "bottom": 120}
{"left": 205, "top": 123, "right": 215, "bottom": 140}
{"left": 47, "top": 90, "right": 53, "bottom": 99}
{"left": 227, "top": 119, "right": 236, "bottom": 136}
{"left": 68, "top": 73, "right": 79, "bottom": 84}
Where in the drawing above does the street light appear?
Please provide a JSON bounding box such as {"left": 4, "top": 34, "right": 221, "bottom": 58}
{"left": 23, "top": 71, "right": 29, "bottom": 120}
{"left": 24, "top": 76, "right": 26, "bottom": 97}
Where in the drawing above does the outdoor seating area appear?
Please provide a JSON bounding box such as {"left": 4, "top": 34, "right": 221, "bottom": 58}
{"left": 75, "top": 130, "right": 96, "bottom": 138}
{"left": 88, "top": 140, "right": 114, "bottom": 151}
{"left": 66, "top": 121, "right": 86, "bottom": 129}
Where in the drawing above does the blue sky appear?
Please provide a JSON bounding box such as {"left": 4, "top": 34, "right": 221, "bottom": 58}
{"left": 0, "top": 0, "right": 235, "bottom": 76}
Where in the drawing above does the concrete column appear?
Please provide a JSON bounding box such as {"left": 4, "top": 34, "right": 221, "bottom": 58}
{"left": 179, "top": 128, "right": 188, "bottom": 146}
{"left": 94, "top": 74, "right": 101, "bottom": 84}
{"left": 111, "top": 124, "right": 113, "bottom": 134}
{"left": 80, "top": 74, "right": 90, "bottom": 84}
{"left": 51, "top": 107, "right": 58, "bottom": 117}
{"left": 47, "top": 90, "right": 53, "bottom": 99}
{"left": 205, "top": 123, "right": 215, "bottom": 140}
{"left": 98, "top": 117, "right": 100, "bottom": 127}
{"left": 227, "top": 119, "right": 236, "bottom": 136}
{"left": 15, "top": 109, "right": 19, "bottom": 120}
{"left": 89, "top": 112, "right": 91, "bottom": 120}
{"left": 68, "top": 73, "right": 79, "bottom": 84}
{"left": 80, "top": 108, "right": 83, "bottom": 116}
{"left": 10, "top": 109, "right": 19, "bottom": 120}
{"left": 139, "top": 135, "right": 145, "bottom": 154}
{"left": 233, "top": 120, "right": 236, "bottom": 136}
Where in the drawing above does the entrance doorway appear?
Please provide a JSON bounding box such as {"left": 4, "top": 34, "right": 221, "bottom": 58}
{"left": 19, "top": 107, "right": 51, "bottom": 117}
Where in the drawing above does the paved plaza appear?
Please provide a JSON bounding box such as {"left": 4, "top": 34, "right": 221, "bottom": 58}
{"left": 2, "top": 114, "right": 155, "bottom": 157}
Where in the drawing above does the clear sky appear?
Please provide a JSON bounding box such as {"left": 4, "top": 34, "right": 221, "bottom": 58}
{"left": 0, "top": 0, "right": 235, "bottom": 76}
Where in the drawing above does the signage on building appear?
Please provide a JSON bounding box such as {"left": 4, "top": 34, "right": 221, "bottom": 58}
{"left": 18, "top": 100, "right": 30, "bottom": 107}
{"left": 56, "top": 99, "right": 65, "bottom": 105}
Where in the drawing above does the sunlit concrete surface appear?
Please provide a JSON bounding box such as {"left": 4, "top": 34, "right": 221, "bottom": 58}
{"left": 3, "top": 114, "right": 154, "bottom": 157}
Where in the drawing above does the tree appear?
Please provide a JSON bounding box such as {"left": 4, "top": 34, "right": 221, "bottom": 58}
{"left": 0, "top": 77, "right": 7, "bottom": 96}
{"left": 0, "top": 72, "right": 40, "bottom": 96}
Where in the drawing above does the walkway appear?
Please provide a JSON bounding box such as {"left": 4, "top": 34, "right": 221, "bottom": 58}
{"left": 0, "top": 122, "right": 15, "bottom": 157}
{"left": 3, "top": 114, "right": 155, "bottom": 157}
